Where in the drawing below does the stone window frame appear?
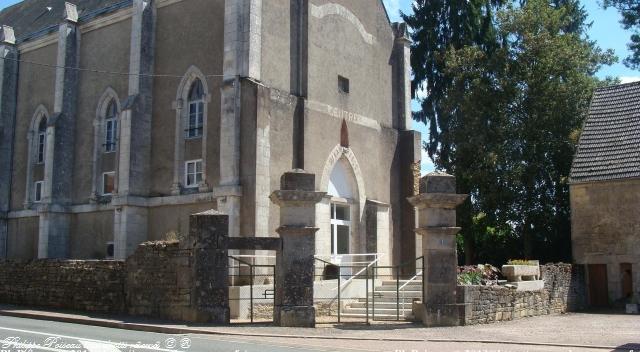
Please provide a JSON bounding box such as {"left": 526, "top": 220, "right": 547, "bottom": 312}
{"left": 24, "top": 105, "right": 50, "bottom": 208}
{"left": 184, "top": 159, "right": 203, "bottom": 189}
{"left": 172, "top": 66, "right": 211, "bottom": 195}
{"left": 92, "top": 88, "right": 121, "bottom": 201}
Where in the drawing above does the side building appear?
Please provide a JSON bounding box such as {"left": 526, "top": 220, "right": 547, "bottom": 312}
{"left": 0, "top": 0, "right": 421, "bottom": 269}
{"left": 570, "top": 82, "right": 640, "bottom": 307}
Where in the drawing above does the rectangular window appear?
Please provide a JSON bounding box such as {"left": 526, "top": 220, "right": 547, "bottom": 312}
{"left": 330, "top": 203, "right": 351, "bottom": 255}
{"left": 105, "top": 119, "right": 118, "bottom": 152}
{"left": 338, "top": 75, "right": 350, "bottom": 94}
{"left": 34, "top": 181, "right": 44, "bottom": 203}
{"left": 37, "top": 132, "right": 46, "bottom": 164}
{"left": 102, "top": 172, "right": 115, "bottom": 196}
{"left": 186, "top": 102, "right": 204, "bottom": 138}
{"left": 185, "top": 160, "right": 203, "bottom": 188}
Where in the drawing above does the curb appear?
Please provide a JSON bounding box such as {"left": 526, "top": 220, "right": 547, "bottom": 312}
{"left": 0, "top": 310, "right": 628, "bottom": 350}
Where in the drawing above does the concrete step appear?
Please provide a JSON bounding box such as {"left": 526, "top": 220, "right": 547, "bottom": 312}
{"left": 341, "top": 307, "right": 414, "bottom": 316}
{"left": 348, "top": 301, "right": 416, "bottom": 309}
{"left": 380, "top": 280, "right": 422, "bottom": 287}
{"left": 370, "top": 291, "right": 422, "bottom": 299}
{"left": 353, "top": 296, "right": 417, "bottom": 304}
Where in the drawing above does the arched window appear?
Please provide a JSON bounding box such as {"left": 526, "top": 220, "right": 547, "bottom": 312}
{"left": 172, "top": 67, "right": 210, "bottom": 195}
{"left": 104, "top": 100, "right": 118, "bottom": 152}
{"left": 25, "top": 106, "right": 50, "bottom": 207}
{"left": 186, "top": 79, "right": 204, "bottom": 138}
{"left": 36, "top": 118, "right": 47, "bottom": 164}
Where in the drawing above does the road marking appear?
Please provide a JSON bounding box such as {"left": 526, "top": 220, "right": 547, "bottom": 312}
{"left": 0, "top": 326, "right": 177, "bottom": 352}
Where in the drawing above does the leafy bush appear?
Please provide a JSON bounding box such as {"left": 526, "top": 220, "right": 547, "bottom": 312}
{"left": 458, "top": 270, "right": 483, "bottom": 285}
{"left": 457, "top": 264, "right": 502, "bottom": 285}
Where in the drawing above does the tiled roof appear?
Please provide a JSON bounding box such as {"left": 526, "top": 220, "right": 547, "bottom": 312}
{"left": 570, "top": 81, "right": 640, "bottom": 183}
{"left": 0, "top": 0, "right": 130, "bottom": 44}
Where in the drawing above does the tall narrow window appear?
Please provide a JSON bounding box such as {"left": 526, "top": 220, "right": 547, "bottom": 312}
{"left": 34, "top": 181, "right": 44, "bottom": 203}
{"left": 104, "top": 101, "right": 118, "bottom": 152}
{"left": 186, "top": 79, "right": 204, "bottom": 138}
{"left": 185, "top": 159, "right": 203, "bottom": 188}
{"left": 330, "top": 203, "right": 351, "bottom": 255}
{"left": 37, "top": 119, "right": 47, "bottom": 164}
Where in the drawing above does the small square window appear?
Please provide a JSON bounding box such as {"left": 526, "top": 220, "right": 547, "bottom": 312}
{"left": 34, "top": 181, "right": 44, "bottom": 202}
{"left": 185, "top": 160, "right": 203, "bottom": 188}
{"left": 338, "top": 75, "right": 350, "bottom": 94}
{"left": 102, "top": 172, "right": 115, "bottom": 196}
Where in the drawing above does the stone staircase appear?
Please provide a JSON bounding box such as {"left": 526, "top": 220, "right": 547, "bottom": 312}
{"left": 340, "top": 280, "right": 422, "bottom": 320}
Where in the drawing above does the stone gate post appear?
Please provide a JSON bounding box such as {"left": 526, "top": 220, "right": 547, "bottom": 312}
{"left": 408, "top": 172, "right": 467, "bottom": 327}
{"left": 188, "top": 210, "right": 230, "bottom": 324}
{"left": 270, "top": 170, "right": 326, "bottom": 327}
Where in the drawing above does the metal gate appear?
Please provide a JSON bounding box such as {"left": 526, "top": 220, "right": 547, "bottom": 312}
{"left": 314, "top": 255, "right": 424, "bottom": 324}
{"left": 228, "top": 255, "right": 276, "bottom": 323}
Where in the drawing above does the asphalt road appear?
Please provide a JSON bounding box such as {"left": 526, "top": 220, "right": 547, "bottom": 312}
{"left": 0, "top": 315, "right": 343, "bottom": 352}
{"left": 0, "top": 315, "right": 631, "bottom": 352}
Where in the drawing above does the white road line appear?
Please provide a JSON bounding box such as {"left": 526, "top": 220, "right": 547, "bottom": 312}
{"left": 0, "top": 326, "right": 178, "bottom": 352}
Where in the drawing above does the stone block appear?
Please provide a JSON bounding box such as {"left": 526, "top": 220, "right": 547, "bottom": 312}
{"left": 281, "top": 169, "right": 315, "bottom": 191}
{"left": 276, "top": 305, "right": 315, "bottom": 328}
{"left": 420, "top": 172, "right": 456, "bottom": 194}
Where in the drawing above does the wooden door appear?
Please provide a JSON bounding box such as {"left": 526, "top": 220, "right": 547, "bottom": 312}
{"left": 588, "top": 264, "right": 609, "bottom": 307}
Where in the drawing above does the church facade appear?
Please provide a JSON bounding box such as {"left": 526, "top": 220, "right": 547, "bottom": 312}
{"left": 0, "top": 0, "right": 420, "bottom": 268}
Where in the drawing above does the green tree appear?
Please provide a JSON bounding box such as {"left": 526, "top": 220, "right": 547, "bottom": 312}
{"left": 406, "top": 0, "right": 615, "bottom": 264}
{"left": 603, "top": 0, "right": 640, "bottom": 68}
{"left": 402, "top": 0, "right": 505, "bottom": 264}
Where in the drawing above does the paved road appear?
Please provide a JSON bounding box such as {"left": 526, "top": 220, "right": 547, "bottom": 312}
{"left": 0, "top": 315, "right": 633, "bottom": 352}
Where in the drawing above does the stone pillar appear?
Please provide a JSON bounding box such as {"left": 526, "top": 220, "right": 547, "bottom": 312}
{"left": 0, "top": 25, "right": 18, "bottom": 258}
{"left": 113, "top": 0, "right": 156, "bottom": 259}
{"left": 391, "top": 22, "right": 412, "bottom": 131}
{"left": 38, "top": 4, "right": 80, "bottom": 258}
{"left": 187, "top": 210, "right": 230, "bottom": 324}
{"left": 219, "top": 0, "right": 262, "bottom": 238}
{"left": 270, "top": 170, "right": 325, "bottom": 327}
{"left": 408, "top": 172, "right": 467, "bottom": 327}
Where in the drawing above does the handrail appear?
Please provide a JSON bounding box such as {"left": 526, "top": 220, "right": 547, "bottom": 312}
{"left": 337, "top": 253, "right": 384, "bottom": 291}
{"left": 400, "top": 257, "right": 424, "bottom": 313}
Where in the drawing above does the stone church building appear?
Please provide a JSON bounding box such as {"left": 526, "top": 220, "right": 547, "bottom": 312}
{"left": 0, "top": 0, "right": 420, "bottom": 268}
{"left": 570, "top": 82, "right": 640, "bottom": 306}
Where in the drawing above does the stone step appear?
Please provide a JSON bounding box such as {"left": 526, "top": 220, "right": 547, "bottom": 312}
{"left": 352, "top": 296, "right": 417, "bottom": 304}
{"left": 370, "top": 290, "right": 422, "bottom": 299}
{"left": 380, "top": 280, "right": 422, "bottom": 287}
{"left": 340, "top": 308, "right": 413, "bottom": 318}
{"left": 348, "top": 301, "right": 416, "bottom": 309}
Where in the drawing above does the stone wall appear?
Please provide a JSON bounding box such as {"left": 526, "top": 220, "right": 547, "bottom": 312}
{"left": 125, "top": 241, "right": 199, "bottom": 321}
{"left": 0, "top": 260, "right": 125, "bottom": 313}
{"left": 458, "top": 264, "right": 587, "bottom": 325}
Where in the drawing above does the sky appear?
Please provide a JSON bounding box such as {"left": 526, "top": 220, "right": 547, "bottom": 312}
{"left": 1, "top": 0, "right": 638, "bottom": 173}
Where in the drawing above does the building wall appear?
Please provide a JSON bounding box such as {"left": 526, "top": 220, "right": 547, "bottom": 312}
{"left": 150, "top": 0, "right": 224, "bottom": 195}
{"left": 4, "top": 0, "right": 414, "bottom": 265}
{"left": 570, "top": 178, "right": 640, "bottom": 303}
{"left": 74, "top": 19, "right": 132, "bottom": 204}
{"left": 11, "top": 43, "right": 57, "bottom": 210}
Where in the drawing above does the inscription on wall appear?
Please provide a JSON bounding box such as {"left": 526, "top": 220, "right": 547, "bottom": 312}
{"left": 306, "top": 100, "right": 381, "bottom": 131}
